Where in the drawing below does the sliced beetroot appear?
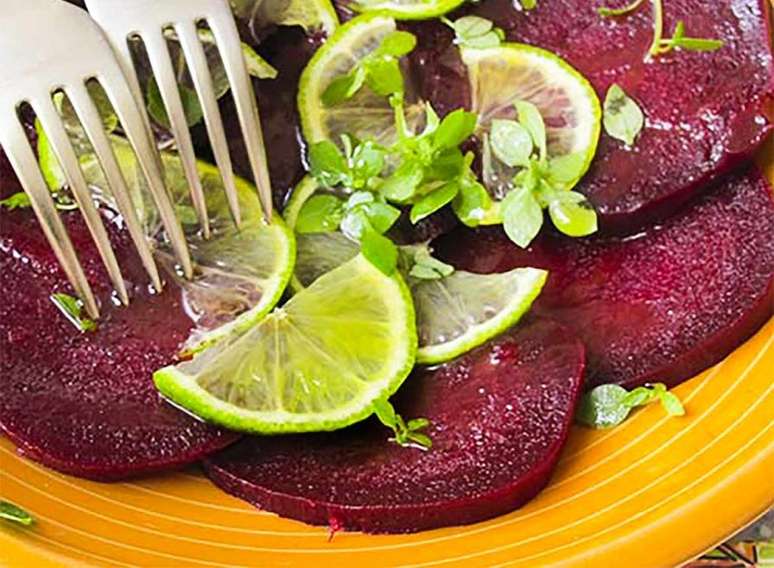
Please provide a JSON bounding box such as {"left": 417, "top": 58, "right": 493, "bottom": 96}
{"left": 436, "top": 165, "right": 774, "bottom": 390}
{"left": 0, "top": 200, "right": 237, "bottom": 480}
{"left": 404, "top": 0, "right": 773, "bottom": 233}
{"left": 204, "top": 319, "right": 585, "bottom": 534}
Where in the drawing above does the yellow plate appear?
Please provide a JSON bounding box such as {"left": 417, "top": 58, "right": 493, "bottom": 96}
{"left": 1, "top": 149, "right": 773, "bottom": 568}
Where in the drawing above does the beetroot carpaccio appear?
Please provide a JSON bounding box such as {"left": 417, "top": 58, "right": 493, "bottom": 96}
{"left": 0, "top": 0, "right": 772, "bottom": 537}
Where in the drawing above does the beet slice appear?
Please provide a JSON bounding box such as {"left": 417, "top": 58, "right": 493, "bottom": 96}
{"left": 0, "top": 181, "right": 237, "bottom": 480}
{"left": 204, "top": 319, "right": 585, "bottom": 534}
{"left": 400, "top": 0, "right": 774, "bottom": 233}
{"left": 436, "top": 165, "right": 774, "bottom": 390}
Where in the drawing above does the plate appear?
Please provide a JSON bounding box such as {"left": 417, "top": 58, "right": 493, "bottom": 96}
{"left": 1, "top": 148, "right": 772, "bottom": 568}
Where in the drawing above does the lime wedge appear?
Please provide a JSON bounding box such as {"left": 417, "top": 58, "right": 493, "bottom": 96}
{"left": 462, "top": 44, "right": 601, "bottom": 211}
{"left": 298, "top": 13, "right": 426, "bottom": 146}
{"left": 284, "top": 176, "right": 547, "bottom": 364}
{"left": 231, "top": 0, "right": 339, "bottom": 37}
{"left": 39, "top": 134, "right": 295, "bottom": 353}
{"left": 350, "top": 0, "right": 466, "bottom": 19}
{"left": 154, "top": 254, "right": 416, "bottom": 433}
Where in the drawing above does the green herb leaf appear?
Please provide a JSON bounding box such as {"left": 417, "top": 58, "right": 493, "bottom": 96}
{"left": 0, "top": 501, "right": 34, "bottom": 526}
{"left": 502, "top": 185, "right": 544, "bottom": 248}
{"left": 373, "top": 399, "right": 433, "bottom": 450}
{"left": 548, "top": 191, "right": 598, "bottom": 237}
{"left": 350, "top": 141, "right": 386, "bottom": 187}
{"left": 603, "top": 83, "right": 644, "bottom": 147}
{"left": 433, "top": 109, "right": 478, "bottom": 151}
{"left": 0, "top": 192, "right": 32, "bottom": 210}
{"left": 659, "top": 20, "right": 724, "bottom": 53}
{"left": 409, "top": 181, "right": 460, "bottom": 224}
{"left": 577, "top": 384, "right": 632, "bottom": 428}
{"left": 364, "top": 57, "right": 405, "bottom": 97}
{"left": 448, "top": 16, "right": 505, "bottom": 49}
{"left": 380, "top": 160, "right": 425, "bottom": 203}
{"left": 362, "top": 201, "right": 401, "bottom": 234}
{"left": 453, "top": 175, "right": 494, "bottom": 228}
{"left": 50, "top": 293, "right": 97, "bottom": 333}
{"left": 597, "top": 0, "right": 645, "bottom": 17}
{"left": 518, "top": 0, "right": 538, "bottom": 9}
{"left": 340, "top": 209, "right": 369, "bottom": 241}
{"left": 361, "top": 228, "right": 398, "bottom": 275}
{"left": 309, "top": 141, "right": 349, "bottom": 187}
{"left": 147, "top": 79, "right": 203, "bottom": 128}
{"left": 515, "top": 100, "right": 547, "bottom": 161}
{"left": 322, "top": 66, "right": 366, "bottom": 106}
{"left": 295, "top": 194, "right": 346, "bottom": 234}
{"left": 546, "top": 152, "right": 587, "bottom": 189}
{"left": 490, "top": 119, "right": 534, "bottom": 167}
{"left": 407, "top": 246, "right": 455, "bottom": 280}
{"left": 376, "top": 31, "right": 417, "bottom": 58}
{"left": 579, "top": 383, "right": 686, "bottom": 428}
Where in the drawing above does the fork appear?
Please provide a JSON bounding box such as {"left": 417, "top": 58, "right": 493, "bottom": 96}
{"left": 84, "top": 0, "right": 275, "bottom": 237}
{"left": 0, "top": 0, "right": 193, "bottom": 319}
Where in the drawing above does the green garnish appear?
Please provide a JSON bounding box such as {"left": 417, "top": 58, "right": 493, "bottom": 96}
{"left": 442, "top": 16, "right": 505, "bottom": 49}
{"left": 147, "top": 79, "right": 204, "bottom": 129}
{"left": 518, "top": 0, "right": 538, "bottom": 9}
{"left": 322, "top": 30, "right": 417, "bottom": 106}
{"left": 50, "top": 293, "right": 97, "bottom": 333}
{"left": 0, "top": 501, "right": 34, "bottom": 526}
{"left": 374, "top": 399, "right": 432, "bottom": 450}
{"left": 489, "top": 101, "right": 597, "bottom": 248}
{"left": 578, "top": 383, "right": 686, "bottom": 428}
{"left": 0, "top": 192, "right": 32, "bottom": 210}
{"left": 603, "top": 83, "right": 645, "bottom": 147}
{"left": 598, "top": 0, "right": 724, "bottom": 58}
{"left": 401, "top": 244, "right": 455, "bottom": 280}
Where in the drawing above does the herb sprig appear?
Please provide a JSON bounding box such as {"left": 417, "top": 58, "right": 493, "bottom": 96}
{"left": 50, "top": 293, "right": 97, "bottom": 333}
{"left": 578, "top": 383, "right": 685, "bottom": 428}
{"left": 443, "top": 16, "right": 505, "bottom": 49}
{"left": 0, "top": 501, "right": 34, "bottom": 527}
{"left": 598, "top": 0, "right": 724, "bottom": 58}
{"left": 603, "top": 84, "right": 645, "bottom": 146}
{"left": 374, "top": 399, "right": 433, "bottom": 450}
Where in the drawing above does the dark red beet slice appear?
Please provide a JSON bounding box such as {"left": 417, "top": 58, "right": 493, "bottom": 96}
{"left": 204, "top": 319, "right": 585, "bottom": 534}
{"left": 0, "top": 171, "right": 237, "bottom": 480}
{"left": 436, "top": 165, "right": 774, "bottom": 390}
{"left": 401, "top": 0, "right": 774, "bottom": 233}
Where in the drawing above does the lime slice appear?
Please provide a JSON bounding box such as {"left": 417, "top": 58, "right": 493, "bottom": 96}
{"left": 39, "top": 134, "right": 295, "bottom": 353}
{"left": 284, "top": 176, "right": 547, "bottom": 364}
{"left": 298, "top": 13, "right": 426, "bottom": 146}
{"left": 463, "top": 44, "right": 601, "bottom": 210}
{"left": 231, "top": 0, "right": 339, "bottom": 37}
{"left": 350, "top": 0, "right": 466, "bottom": 19}
{"left": 154, "top": 254, "right": 416, "bottom": 433}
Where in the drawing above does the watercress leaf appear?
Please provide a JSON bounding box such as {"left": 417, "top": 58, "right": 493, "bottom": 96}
{"left": 502, "top": 186, "right": 544, "bottom": 248}
{"left": 659, "top": 391, "right": 686, "bottom": 416}
{"left": 0, "top": 501, "right": 33, "bottom": 526}
{"left": 425, "top": 147, "right": 465, "bottom": 182}
{"left": 147, "top": 79, "right": 203, "bottom": 128}
{"left": 453, "top": 176, "right": 493, "bottom": 227}
{"left": 577, "top": 384, "right": 632, "bottom": 428}
{"left": 309, "top": 140, "right": 349, "bottom": 186}
{"left": 361, "top": 228, "right": 398, "bottom": 275}
{"left": 408, "top": 418, "right": 431, "bottom": 431}
{"left": 322, "top": 66, "right": 366, "bottom": 107}
{"left": 672, "top": 36, "right": 724, "bottom": 52}
{"left": 0, "top": 192, "right": 32, "bottom": 210}
{"left": 295, "top": 194, "right": 345, "bottom": 234}
{"left": 515, "top": 100, "right": 547, "bottom": 160}
{"left": 490, "top": 119, "right": 534, "bottom": 167}
{"left": 547, "top": 152, "right": 587, "bottom": 189}
{"left": 433, "top": 109, "right": 478, "bottom": 151}
{"left": 453, "top": 16, "right": 493, "bottom": 40}
{"left": 380, "top": 160, "right": 424, "bottom": 203}
{"left": 373, "top": 398, "right": 398, "bottom": 429}
{"left": 364, "top": 57, "right": 405, "bottom": 97}
{"left": 363, "top": 201, "right": 401, "bottom": 234}
{"left": 519, "top": 0, "right": 538, "bottom": 9}
{"left": 351, "top": 142, "right": 386, "bottom": 183}
{"left": 462, "top": 31, "right": 504, "bottom": 49}
{"left": 376, "top": 30, "right": 417, "bottom": 58}
{"left": 410, "top": 181, "right": 460, "bottom": 224}
{"left": 50, "top": 293, "right": 97, "bottom": 333}
{"left": 548, "top": 191, "right": 598, "bottom": 237}
{"left": 346, "top": 191, "right": 375, "bottom": 209}
{"left": 410, "top": 249, "right": 455, "bottom": 280}
{"left": 622, "top": 386, "right": 657, "bottom": 408}
{"left": 407, "top": 432, "right": 433, "bottom": 450}
{"left": 603, "top": 83, "right": 644, "bottom": 147}
{"left": 410, "top": 264, "right": 444, "bottom": 280}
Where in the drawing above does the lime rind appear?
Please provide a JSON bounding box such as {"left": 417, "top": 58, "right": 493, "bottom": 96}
{"left": 154, "top": 255, "right": 417, "bottom": 434}
{"left": 463, "top": 43, "right": 602, "bottom": 198}
{"left": 413, "top": 268, "right": 548, "bottom": 364}
{"left": 351, "top": 0, "right": 466, "bottom": 20}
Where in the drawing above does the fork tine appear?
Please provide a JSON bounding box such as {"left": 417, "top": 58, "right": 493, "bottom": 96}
{"left": 175, "top": 22, "right": 242, "bottom": 227}
{"left": 207, "top": 10, "right": 273, "bottom": 222}
{"left": 0, "top": 112, "right": 100, "bottom": 318}
{"left": 66, "top": 83, "right": 163, "bottom": 293}
{"left": 99, "top": 67, "right": 194, "bottom": 279}
{"left": 142, "top": 29, "right": 211, "bottom": 239}
{"left": 34, "top": 95, "right": 129, "bottom": 305}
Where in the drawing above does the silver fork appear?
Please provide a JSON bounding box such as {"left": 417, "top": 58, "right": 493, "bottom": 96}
{"left": 0, "top": 0, "right": 193, "bottom": 319}
{"left": 84, "top": 0, "right": 275, "bottom": 236}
